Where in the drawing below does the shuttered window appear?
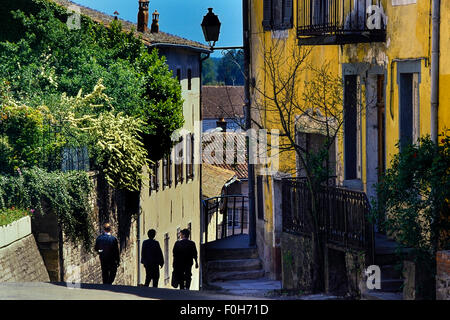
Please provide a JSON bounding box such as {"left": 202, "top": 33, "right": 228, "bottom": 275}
{"left": 262, "top": 0, "right": 293, "bottom": 30}
{"left": 283, "top": 0, "right": 293, "bottom": 28}
{"left": 262, "top": 0, "right": 272, "bottom": 30}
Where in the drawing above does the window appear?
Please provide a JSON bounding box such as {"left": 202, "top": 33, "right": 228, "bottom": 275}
{"left": 162, "top": 152, "right": 172, "bottom": 188}
{"left": 175, "top": 137, "right": 184, "bottom": 185}
{"left": 176, "top": 68, "right": 181, "bottom": 83}
{"left": 263, "top": 0, "right": 293, "bottom": 30}
{"left": 164, "top": 233, "right": 170, "bottom": 285}
{"left": 399, "top": 73, "right": 420, "bottom": 151}
{"left": 312, "top": 0, "right": 329, "bottom": 26}
{"left": 186, "top": 133, "right": 195, "bottom": 181}
{"left": 149, "top": 161, "right": 159, "bottom": 194}
{"left": 187, "top": 69, "right": 192, "bottom": 90}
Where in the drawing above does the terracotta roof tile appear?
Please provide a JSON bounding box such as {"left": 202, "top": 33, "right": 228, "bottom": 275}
{"left": 202, "top": 132, "right": 248, "bottom": 179}
{"left": 202, "top": 86, "right": 245, "bottom": 119}
{"left": 51, "top": 0, "right": 210, "bottom": 51}
{"left": 202, "top": 164, "right": 236, "bottom": 199}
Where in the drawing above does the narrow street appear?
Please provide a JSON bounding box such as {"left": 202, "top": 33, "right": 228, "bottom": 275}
{"left": 0, "top": 282, "right": 270, "bottom": 300}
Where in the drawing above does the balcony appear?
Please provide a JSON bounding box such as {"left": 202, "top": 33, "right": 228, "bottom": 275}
{"left": 297, "top": 0, "right": 386, "bottom": 45}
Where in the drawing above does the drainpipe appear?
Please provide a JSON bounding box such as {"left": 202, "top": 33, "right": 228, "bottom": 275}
{"left": 243, "top": 0, "right": 256, "bottom": 247}
{"left": 137, "top": 194, "right": 141, "bottom": 285}
{"left": 430, "top": 0, "right": 440, "bottom": 143}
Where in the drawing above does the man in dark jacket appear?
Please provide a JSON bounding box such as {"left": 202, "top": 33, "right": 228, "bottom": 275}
{"left": 141, "top": 229, "right": 164, "bottom": 287}
{"left": 94, "top": 223, "right": 120, "bottom": 285}
{"left": 172, "top": 228, "right": 198, "bottom": 290}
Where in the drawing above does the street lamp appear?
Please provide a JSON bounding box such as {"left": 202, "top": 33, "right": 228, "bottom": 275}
{"left": 200, "top": 5, "right": 255, "bottom": 248}
{"left": 201, "top": 8, "right": 221, "bottom": 49}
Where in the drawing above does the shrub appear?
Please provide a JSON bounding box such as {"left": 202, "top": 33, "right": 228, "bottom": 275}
{"left": 0, "top": 167, "right": 94, "bottom": 249}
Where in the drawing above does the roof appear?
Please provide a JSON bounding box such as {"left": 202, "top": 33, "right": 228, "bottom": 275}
{"left": 202, "top": 164, "right": 236, "bottom": 199}
{"left": 295, "top": 109, "right": 339, "bottom": 136}
{"left": 51, "top": 0, "right": 210, "bottom": 52}
{"left": 202, "top": 131, "right": 248, "bottom": 179}
{"left": 202, "top": 86, "right": 245, "bottom": 119}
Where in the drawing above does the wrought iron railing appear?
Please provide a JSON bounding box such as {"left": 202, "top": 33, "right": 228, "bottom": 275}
{"left": 282, "top": 178, "right": 374, "bottom": 259}
{"left": 297, "top": 0, "right": 386, "bottom": 39}
{"left": 202, "top": 195, "right": 249, "bottom": 243}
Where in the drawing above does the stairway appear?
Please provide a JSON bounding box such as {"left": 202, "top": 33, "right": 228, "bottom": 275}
{"left": 202, "top": 235, "right": 280, "bottom": 296}
{"left": 205, "top": 247, "right": 265, "bottom": 283}
{"left": 361, "top": 234, "right": 410, "bottom": 300}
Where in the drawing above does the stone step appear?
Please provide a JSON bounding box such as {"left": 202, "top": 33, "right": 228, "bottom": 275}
{"left": 361, "top": 290, "right": 403, "bottom": 300}
{"left": 375, "top": 253, "right": 402, "bottom": 266}
{"left": 207, "top": 259, "right": 262, "bottom": 272}
{"left": 205, "top": 248, "right": 259, "bottom": 261}
{"left": 380, "top": 264, "right": 403, "bottom": 280}
{"left": 208, "top": 269, "right": 266, "bottom": 282}
{"left": 380, "top": 279, "right": 404, "bottom": 292}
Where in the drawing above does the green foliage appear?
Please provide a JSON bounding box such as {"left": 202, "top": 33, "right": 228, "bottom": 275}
{"left": 0, "top": 94, "right": 65, "bottom": 174}
{"left": 0, "top": 0, "right": 184, "bottom": 162}
{"left": 0, "top": 207, "right": 33, "bottom": 227}
{"left": 0, "top": 167, "right": 94, "bottom": 249}
{"left": 59, "top": 80, "right": 151, "bottom": 191}
{"left": 372, "top": 133, "right": 450, "bottom": 271}
{"left": 78, "top": 111, "right": 150, "bottom": 192}
{"left": 216, "top": 50, "right": 244, "bottom": 86}
{"left": 202, "top": 57, "right": 223, "bottom": 85}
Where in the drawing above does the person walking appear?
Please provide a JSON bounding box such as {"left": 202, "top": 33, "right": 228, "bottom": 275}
{"left": 94, "top": 223, "right": 120, "bottom": 285}
{"left": 141, "top": 229, "right": 164, "bottom": 288}
{"left": 172, "top": 228, "right": 198, "bottom": 290}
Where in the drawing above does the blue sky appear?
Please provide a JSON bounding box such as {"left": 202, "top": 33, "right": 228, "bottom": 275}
{"left": 71, "top": 0, "right": 243, "bottom": 57}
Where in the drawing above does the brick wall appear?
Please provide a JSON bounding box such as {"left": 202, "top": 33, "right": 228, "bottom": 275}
{"left": 0, "top": 234, "right": 50, "bottom": 282}
{"left": 436, "top": 250, "right": 450, "bottom": 300}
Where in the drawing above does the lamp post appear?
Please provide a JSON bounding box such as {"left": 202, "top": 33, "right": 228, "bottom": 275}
{"left": 200, "top": 5, "right": 256, "bottom": 247}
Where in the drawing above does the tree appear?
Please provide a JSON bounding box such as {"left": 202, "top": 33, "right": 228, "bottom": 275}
{"left": 201, "top": 58, "right": 218, "bottom": 85}
{"left": 249, "top": 39, "right": 348, "bottom": 292}
{"left": 0, "top": 0, "right": 184, "bottom": 175}
{"left": 372, "top": 134, "right": 450, "bottom": 299}
{"left": 216, "top": 50, "right": 245, "bottom": 86}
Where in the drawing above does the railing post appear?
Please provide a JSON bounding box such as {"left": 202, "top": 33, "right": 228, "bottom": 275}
{"left": 204, "top": 201, "right": 208, "bottom": 244}
{"left": 216, "top": 199, "right": 219, "bottom": 241}
{"left": 241, "top": 196, "right": 245, "bottom": 234}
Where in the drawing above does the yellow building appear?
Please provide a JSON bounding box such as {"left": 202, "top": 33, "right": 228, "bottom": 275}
{"left": 139, "top": 44, "right": 209, "bottom": 289}
{"left": 249, "top": 0, "right": 449, "bottom": 280}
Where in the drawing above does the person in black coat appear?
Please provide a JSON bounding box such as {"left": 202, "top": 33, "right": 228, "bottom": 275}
{"left": 172, "top": 228, "right": 198, "bottom": 290}
{"left": 141, "top": 229, "right": 164, "bottom": 287}
{"left": 94, "top": 223, "right": 120, "bottom": 285}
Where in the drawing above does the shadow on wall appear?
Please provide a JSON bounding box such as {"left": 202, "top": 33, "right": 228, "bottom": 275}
{"left": 95, "top": 173, "right": 139, "bottom": 251}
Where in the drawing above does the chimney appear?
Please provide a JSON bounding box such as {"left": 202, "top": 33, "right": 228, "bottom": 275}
{"left": 216, "top": 117, "right": 227, "bottom": 132}
{"left": 137, "top": 0, "right": 149, "bottom": 32}
{"left": 151, "top": 10, "right": 159, "bottom": 33}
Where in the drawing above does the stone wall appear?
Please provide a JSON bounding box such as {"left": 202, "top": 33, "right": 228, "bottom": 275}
{"left": 436, "top": 250, "right": 450, "bottom": 300}
{"left": 32, "top": 173, "right": 138, "bottom": 286}
{"left": 0, "top": 233, "right": 50, "bottom": 282}
{"left": 61, "top": 220, "right": 137, "bottom": 286}
{"left": 281, "top": 232, "right": 314, "bottom": 293}
{"left": 281, "top": 232, "right": 367, "bottom": 297}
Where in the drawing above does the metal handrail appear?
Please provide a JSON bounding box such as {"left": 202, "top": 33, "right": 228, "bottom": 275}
{"left": 202, "top": 195, "right": 249, "bottom": 243}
